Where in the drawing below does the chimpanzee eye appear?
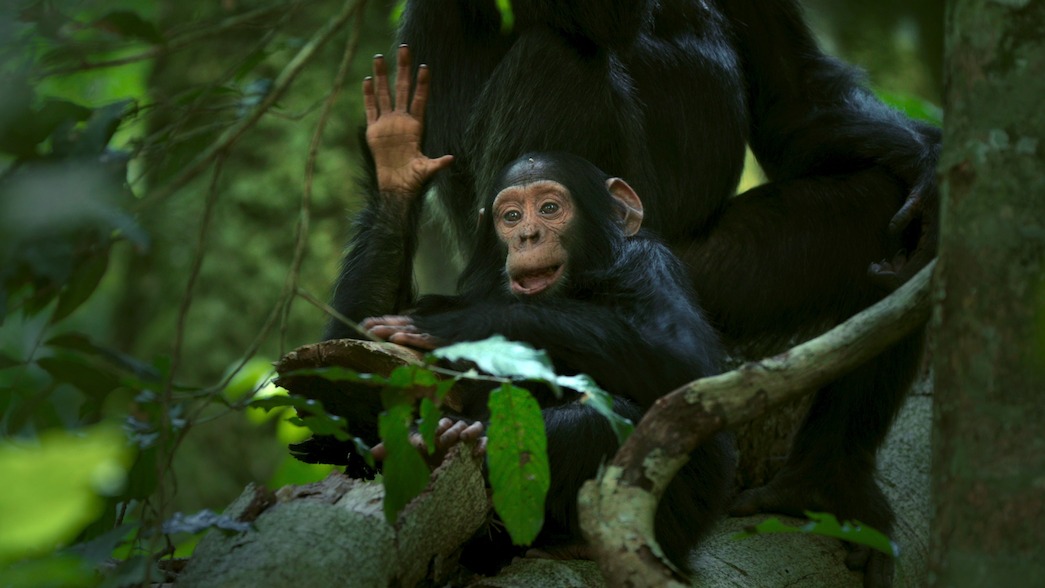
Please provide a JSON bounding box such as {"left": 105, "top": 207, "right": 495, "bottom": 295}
{"left": 540, "top": 202, "right": 560, "bottom": 215}
{"left": 503, "top": 210, "right": 522, "bottom": 222}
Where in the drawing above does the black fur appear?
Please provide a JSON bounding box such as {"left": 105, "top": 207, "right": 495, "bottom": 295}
{"left": 365, "top": 2, "right": 939, "bottom": 586}
{"left": 322, "top": 152, "right": 735, "bottom": 573}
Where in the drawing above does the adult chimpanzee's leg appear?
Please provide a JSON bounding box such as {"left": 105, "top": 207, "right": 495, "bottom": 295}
{"left": 677, "top": 169, "right": 923, "bottom": 587}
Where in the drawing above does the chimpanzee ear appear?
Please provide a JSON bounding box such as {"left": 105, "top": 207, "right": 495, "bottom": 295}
{"left": 606, "top": 178, "right": 644, "bottom": 236}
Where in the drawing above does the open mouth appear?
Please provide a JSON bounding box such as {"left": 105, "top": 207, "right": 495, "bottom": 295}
{"left": 510, "top": 264, "right": 564, "bottom": 296}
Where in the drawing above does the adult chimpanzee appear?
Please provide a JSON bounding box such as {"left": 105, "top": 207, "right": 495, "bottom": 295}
{"left": 322, "top": 48, "right": 736, "bottom": 574}
{"left": 386, "top": 2, "right": 941, "bottom": 586}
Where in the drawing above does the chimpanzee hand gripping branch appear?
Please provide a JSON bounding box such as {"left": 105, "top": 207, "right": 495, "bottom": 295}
{"left": 306, "top": 46, "right": 736, "bottom": 575}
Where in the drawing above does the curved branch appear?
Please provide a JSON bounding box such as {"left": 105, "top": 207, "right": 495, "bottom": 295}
{"left": 578, "top": 260, "right": 936, "bottom": 587}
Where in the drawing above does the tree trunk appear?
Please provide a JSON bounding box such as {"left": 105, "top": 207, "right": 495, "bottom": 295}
{"left": 931, "top": 1, "right": 1045, "bottom": 585}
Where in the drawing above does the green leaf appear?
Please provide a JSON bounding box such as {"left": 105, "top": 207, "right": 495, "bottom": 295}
{"left": 233, "top": 48, "right": 273, "bottom": 83}
{"left": 0, "top": 97, "right": 92, "bottom": 157}
{"left": 557, "top": 374, "right": 634, "bottom": 444}
{"left": 734, "top": 511, "right": 898, "bottom": 557}
{"left": 418, "top": 397, "right": 440, "bottom": 454}
{"left": 250, "top": 394, "right": 320, "bottom": 413}
{"left": 387, "top": 365, "right": 417, "bottom": 388}
{"left": 434, "top": 335, "right": 560, "bottom": 393}
{"left": 65, "top": 523, "right": 134, "bottom": 565}
{"left": 496, "top": 0, "right": 515, "bottom": 33}
{"left": 0, "top": 352, "right": 19, "bottom": 370}
{"left": 45, "top": 333, "right": 160, "bottom": 383}
{"left": 93, "top": 11, "right": 164, "bottom": 44}
{"left": 122, "top": 445, "right": 158, "bottom": 500}
{"left": 0, "top": 426, "right": 133, "bottom": 561}
{"left": 434, "top": 378, "right": 456, "bottom": 403}
{"left": 288, "top": 414, "right": 349, "bottom": 441}
{"left": 51, "top": 248, "right": 110, "bottom": 324}
{"left": 378, "top": 403, "right": 430, "bottom": 523}
{"left": 389, "top": 0, "right": 406, "bottom": 25}
{"left": 0, "top": 554, "right": 93, "bottom": 588}
{"left": 486, "top": 382, "right": 549, "bottom": 545}
{"left": 876, "top": 89, "right": 943, "bottom": 126}
{"left": 37, "top": 354, "right": 120, "bottom": 399}
{"left": 68, "top": 100, "right": 133, "bottom": 157}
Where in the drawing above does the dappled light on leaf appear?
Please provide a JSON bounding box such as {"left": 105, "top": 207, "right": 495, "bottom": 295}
{"left": 0, "top": 426, "right": 133, "bottom": 561}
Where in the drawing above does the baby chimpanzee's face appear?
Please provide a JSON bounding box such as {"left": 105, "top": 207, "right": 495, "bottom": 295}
{"left": 491, "top": 179, "right": 574, "bottom": 297}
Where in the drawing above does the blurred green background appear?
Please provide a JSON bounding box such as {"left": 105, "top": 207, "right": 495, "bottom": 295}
{"left": 0, "top": 0, "right": 941, "bottom": 583}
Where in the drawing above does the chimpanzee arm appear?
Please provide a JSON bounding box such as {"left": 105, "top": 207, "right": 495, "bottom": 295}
{"left": 414, "top": 296, "right": 716, "bottom": 408}
{"left": 326, "top": 48, "right": 453, "bottom": 340}
{"left": 325, "top": 178, "right": 424, "bottom": 340}
{"left": 722, "top": 0, "right": 939, "bottom": 186}
{"left": 720, "top": 0, "right": 940, "bottom": 276}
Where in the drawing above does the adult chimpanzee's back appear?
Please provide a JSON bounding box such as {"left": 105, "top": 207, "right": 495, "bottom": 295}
{"left": 396, "top": 1, "right": 940, "bottom": 586}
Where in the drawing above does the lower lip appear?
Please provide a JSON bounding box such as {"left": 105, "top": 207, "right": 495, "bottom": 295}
{"left": 510, "top": 266, "right": 563, "bottom": 296}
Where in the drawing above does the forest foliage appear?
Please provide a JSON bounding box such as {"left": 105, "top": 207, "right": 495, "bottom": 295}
{"left": 0, "top": 0, "right": 940, "bottom": 585}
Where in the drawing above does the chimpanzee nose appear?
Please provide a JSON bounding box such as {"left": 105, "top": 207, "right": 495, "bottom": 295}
{"left": 518, "top": 223, "right": 541, "bottom": 244}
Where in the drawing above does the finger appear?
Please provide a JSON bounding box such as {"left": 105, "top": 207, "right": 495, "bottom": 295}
{"left": 395, "top": 44, "right": 411, "bottom": 112}
{"left": 371, "top": 443, "right": 387, "bottom": 461}
{"left": 460, "top": 421, "right": 484, "bottom": 442}
{"left": 888, "top": 191, "right": 922, "bottom": 234}
{"left": 372, "top": 54, "right": 392, "bottom": 115}
{"left": 361, "top": 315, "right": 413, "bottom": 329}
{"left": 475, "top": 436, "right": 487, "bottom": 455}
{"left": 439, "top": 420, "right": 470, "bottom": 447}
{"left": 436, "top": 417, "right": 454, "bottom": 436}
{"left": 389, "top": 332, "right": 441, "bottom": 351}
{"left": 409, "top": 431, "right": 428, "bottom": 452}
{"left": 363, "top": 77, "right": 377, "bottom": 124}
{"left": 423, "top": 154, "right": 455, "bottom": 177}
{"left": 411, "top": 64, "right": 431, "bottom": 125}
{"left": 368, "top": 325, "right": 420, "bottom": 340}
{"left": 867, "top": 260, "right": 901, "bottom": 292}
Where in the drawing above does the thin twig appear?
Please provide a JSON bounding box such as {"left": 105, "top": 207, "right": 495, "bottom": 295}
{"left": 141, "top": 0, "right": 364, "bottom": 208}
{"left": 200, "top": 1, "right": 370, "bottom": 400}
{"left": 152, "top": 149, "right": 229, "bottom": 564}
{"left": 280, "top": 8, "right": 367, "bottom": 353}
{"left": 39, "top": 3, "right": 302, "bottom": 77}
{"left": 296, "top": 288, "right": 382, "bottom": 342}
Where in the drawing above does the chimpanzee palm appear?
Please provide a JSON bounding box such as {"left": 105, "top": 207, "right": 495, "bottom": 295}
{"left": 349, "top": 2, "right": 940, "bottom": 586}
{"left": 318, "top": 49, "right": 735, "bottom": 574}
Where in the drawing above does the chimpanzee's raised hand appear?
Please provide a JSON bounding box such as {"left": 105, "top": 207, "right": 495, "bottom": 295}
{"left": 364, "top": 45, "right": 453, "bottom": 200}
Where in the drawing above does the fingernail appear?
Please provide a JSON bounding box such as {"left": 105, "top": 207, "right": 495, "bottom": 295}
{"left": 373, "top": 53, "right": 383, "bottom": 59}
{"left": 399, "top": 43, "right": 408, "bottom": 48}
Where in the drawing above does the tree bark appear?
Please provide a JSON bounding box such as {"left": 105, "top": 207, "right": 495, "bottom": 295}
{"left": 578, "top": 262, "right": 934, "bottom": 586}
{"left": 930, "top": 0, "right": 1045, "bottom": 585}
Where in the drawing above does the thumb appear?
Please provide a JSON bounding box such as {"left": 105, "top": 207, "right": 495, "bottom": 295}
{"left": 426, "top": 154, "right": 454, "bottom": 175}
